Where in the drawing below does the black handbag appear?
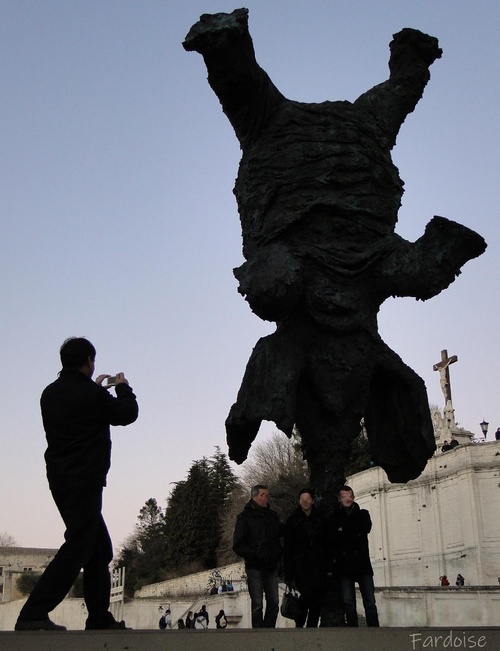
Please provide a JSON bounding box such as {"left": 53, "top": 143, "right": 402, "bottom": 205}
{"left": 280, "top": 586, "right": 301, "bottom": 620}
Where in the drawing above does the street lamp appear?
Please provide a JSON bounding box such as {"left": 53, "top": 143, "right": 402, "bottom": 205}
{"left": 480, "top": 419, "right": 489, "bottom": 439}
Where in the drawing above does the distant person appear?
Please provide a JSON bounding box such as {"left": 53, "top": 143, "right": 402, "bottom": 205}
{"left": 495, "top": 428, "right": 500, "bottom": 441}
{"left": 284, "top": 488, "right": 329, "bottom": 627}
{"left": 455, "top": 574, "right": 465, "bottom": 586}
{"left": 15, "top": 337, "right": 138, "bottom": 631}
{"left": 440, "top": 575, "right": 450, "bottom": 586}
{"left": 448, "top": 435, "right": 459, "bottom": 449}
{"left": 441, "top": 440, "right": 451, "bottom": 452}
{"left": 226, "top": 580, "right": 234, "bottom": 592}
{"left": 330, "top": 486, "right": 379, "bottom": 627}
{"left": 218, "top": 581, "right": 227, "bottom": 593}
{"left": 194, "top": 604, "right": 209, "bottom": 628}
{"left": 215, "top": 609, "right": 228, "bottom": 629}
{"left": 233, "top": 485, "right": 284, "bottom": 627}
{"left": 177, "top": 618, "right": 186, "bottom": 629}
{"left": 159, "top": 608, "right": 172, "bottom": 629}
{"left": 185, "top": 611, "right": 194, "bottom": 629}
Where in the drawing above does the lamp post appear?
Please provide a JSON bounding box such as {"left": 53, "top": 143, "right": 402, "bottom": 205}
{"left": 480, "top": 419, "right": 489, "bottom": 439}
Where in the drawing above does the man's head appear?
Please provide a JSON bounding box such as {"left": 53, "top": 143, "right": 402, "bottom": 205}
{"left": 338, "top": 485, "right": 355, "bottom": 508}
{"left": 60, "top": 337, "right": 96, "bottom": 376}
{"left": 251, "top": 484, "right": 269, "bottom": 508}
{"left": 298, "top": 488, "right": 315, "bottom": 513}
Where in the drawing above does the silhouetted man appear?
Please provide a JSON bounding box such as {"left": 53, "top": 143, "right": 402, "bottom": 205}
{"left": 16, "top": 337, "right": 138, "bottom": 631}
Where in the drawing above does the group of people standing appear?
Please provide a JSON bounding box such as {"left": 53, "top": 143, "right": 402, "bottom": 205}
{"left": 183, "top": 607, "right": 227, "bottom": 629}
{"left": 233, "top": 484, "right": 379, "bottom": 628}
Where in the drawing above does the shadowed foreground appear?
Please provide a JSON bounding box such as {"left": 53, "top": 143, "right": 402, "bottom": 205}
{"left": 2, "top": 627, "right": 499, "bottom": 651}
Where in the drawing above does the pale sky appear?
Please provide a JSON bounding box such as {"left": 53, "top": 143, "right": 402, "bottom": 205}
{"left": 1, "top": 0, "right": 498, "bottom": 550}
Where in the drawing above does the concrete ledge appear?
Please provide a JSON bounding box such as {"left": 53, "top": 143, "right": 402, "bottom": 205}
{"left": 1, "top": 627, "right": 499, "bottom": 651}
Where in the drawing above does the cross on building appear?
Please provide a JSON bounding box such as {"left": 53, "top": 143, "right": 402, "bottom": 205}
{"left": 433, "top": 349, "right": 458, "bottom": 405}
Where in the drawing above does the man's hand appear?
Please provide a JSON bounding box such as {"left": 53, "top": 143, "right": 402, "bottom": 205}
{"left": 96, "top": 372, "right": 130, "bottom": 388}
{"left": 114, "top": 372, "right": 129, "bottom": 386}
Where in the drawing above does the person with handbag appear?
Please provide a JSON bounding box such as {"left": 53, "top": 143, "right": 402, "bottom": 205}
{"left": 284, "top": 488, "right": 329, "bottom": 627}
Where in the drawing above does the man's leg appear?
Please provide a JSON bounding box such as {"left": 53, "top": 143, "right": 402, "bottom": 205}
{"left": 358, "top": 574, "right": 379, "bottom": 627}
{"left": 305, "top": 596, "right": 322, "bottom": 628}
{"left": 295, "top": 594, "right": 308, "bottom": 628}
{"left": 246, "top": 568, "right": 264, "bottom": 628}
{"left": 262, "top": 569, "right": 279, "bottom": 628}
{"left": 340, "top": 576, "right": 358, "bottom": 627}
{"left": 83, "top": 516, "right": 115, "bottom": 629}
{"left": 17, "top": 488, "right": 103, "bottom": 623}
{"left": 320, "top": 576, "right": 346, "bottom": 627}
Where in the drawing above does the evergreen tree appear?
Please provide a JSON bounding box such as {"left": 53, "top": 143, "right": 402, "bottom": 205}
{"left": 164, "top": 449, "right": 238, "bottom": 575}
{"left": 164, "top": 458, "right": 220, "bottom": 572}
{"left": 115, "top": 497, "right": 167, "bottom": 595}
{"left": 208, "top": 445, "right": 238, "bottom": 507}
{"left": 117, "top": 448, "right": 238, "bottom": 588}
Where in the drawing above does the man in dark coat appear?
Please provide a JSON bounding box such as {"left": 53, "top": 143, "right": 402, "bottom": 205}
{"left": 233, "top": 485, "right": 283, "bottom": 627}
{"left": 15, "top": 337, "right": 138, "bottom": 631}
{"left": 284, "top": 488, "right": 329, "bottom": 627}
{"left": 330, "top": 485, "right": 379, "bottom": 626}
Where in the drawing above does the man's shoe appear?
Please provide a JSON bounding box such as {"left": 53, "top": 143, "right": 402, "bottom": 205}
{"left": 86, "top": 619, "right": 131, "bottom": 630}
{"left": 15, "top": 618, "right": 67, "bottom": 631}
{"left": 107, "top": 620, "right": 131, "bottom": 630}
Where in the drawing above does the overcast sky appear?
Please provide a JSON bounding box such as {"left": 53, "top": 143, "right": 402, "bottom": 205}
{"left": 1, "top": 0, "right": 498, "bottom": 550}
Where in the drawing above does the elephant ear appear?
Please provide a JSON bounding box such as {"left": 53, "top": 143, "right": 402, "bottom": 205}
{"left": 226, "top": 329, "right": 305, "bottom": 464}
{"left": 364, "top": 347, "right": 436, "bottom": 482}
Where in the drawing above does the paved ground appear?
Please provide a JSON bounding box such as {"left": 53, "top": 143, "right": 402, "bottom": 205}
{"left": 1, "top": 627, "right": 498, "bottom": 651}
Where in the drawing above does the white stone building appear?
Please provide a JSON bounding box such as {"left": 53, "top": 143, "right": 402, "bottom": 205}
{"left": 0, "top": 547, "right": 57, "bottom": 603}
{"left": 349, "top": 439, "right": 500, "bottom": 587}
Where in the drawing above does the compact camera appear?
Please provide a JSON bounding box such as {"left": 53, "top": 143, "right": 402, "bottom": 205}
{"left": 106, "top": 376, "right": 117, "bottom": 387}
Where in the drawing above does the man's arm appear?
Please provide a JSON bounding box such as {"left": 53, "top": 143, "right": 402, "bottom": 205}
{"left": 341, "top": 509, "right": 373, "bottom": 536}
{"left": 183, "top": 8, "right": 285, "bottom": 148}
{"left": 355, "top": 28, "right": 442, "bottom": 148}
{"left": 100, "top": 374, "right": 138, "bottom": 426}
{"left": 232, "top": 514, "right": 254, "bottom": 560}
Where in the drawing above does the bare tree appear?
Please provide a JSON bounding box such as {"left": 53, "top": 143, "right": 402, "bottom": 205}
{"left": 0, "top": 531, "right": 17, "bottom": 547}
{"left": 217, "top": 432, "right": 309, "bottom": 565}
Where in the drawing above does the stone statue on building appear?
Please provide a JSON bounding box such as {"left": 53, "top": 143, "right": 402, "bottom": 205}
{"left": 184, "top": 9, "right": 486, "bottom": 504}
{"left": 432, "top": 350, "right": 474, "bottom": 448}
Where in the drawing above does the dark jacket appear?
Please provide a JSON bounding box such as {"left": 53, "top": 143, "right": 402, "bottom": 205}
{"left": 41, "top": 369, "right": 138, "bottom": 489}
{"left": 284, "top": 506, "right": 329, "bottom": 596}
{"left": 329, "top": 502, "right": 374, "bottom": 577}
{"left": 232, "top": 500, "right": 283, "bottom": 571}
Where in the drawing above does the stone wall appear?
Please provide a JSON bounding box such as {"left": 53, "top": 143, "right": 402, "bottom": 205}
{"left": 134, "top": 561, "right": 245, "bottom": 598}
{"left": 2, "top": 587, "right": 500, "bottom": 630}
